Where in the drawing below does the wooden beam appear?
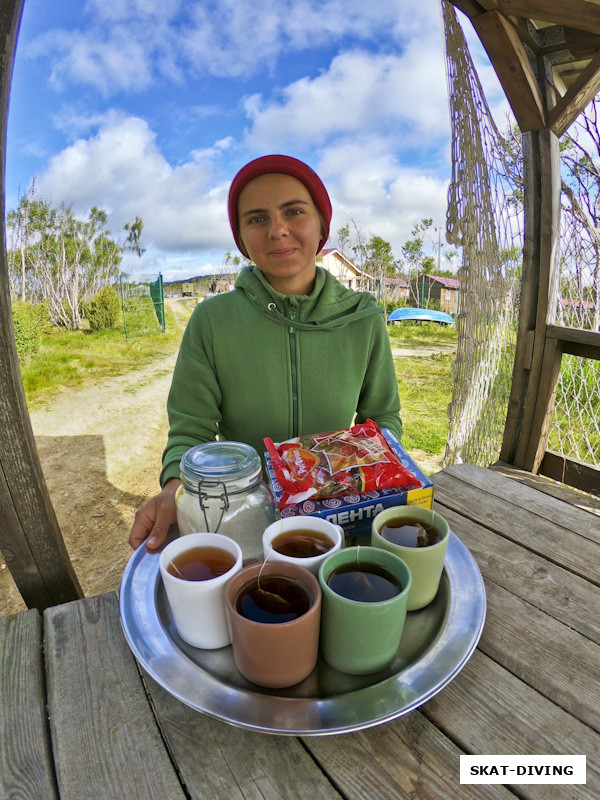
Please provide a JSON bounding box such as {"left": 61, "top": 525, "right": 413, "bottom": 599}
{"left": 501, "top": 130, "right": 563, "bottom": 468}
{"left": 523, "top": 335, "right": 563, "bottom": 470}
{"left": 539, "top": 451, "right": 600, "bottom": 496}
{"left": 548, "top": 49, "right": 600, "bottom": 136}
{"left": 518, "top": 130, "right": 562, "bottom": 470}
{"left": 551, "top": 28, "right": 600, "bottom": 60}
{"left": 472, "top": 10, "right": 547, "bottom": 130}
{"left": 498, "top": 0, "right": 600, "bottom": 37}
{"left": 0, "top": 0, "right": 83, "bottom": 610}
{"left": 546, "top": 325, "right": 600, "bottom": 359}
{"left": 448, "top": 0, "right": 491, "bottom": 20}
{"left": 501, "top": 134, "right": 540, "bottom": 464}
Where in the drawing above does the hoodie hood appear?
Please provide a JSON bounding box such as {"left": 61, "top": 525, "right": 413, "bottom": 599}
{"left": 234, "top": 265, "right": 383, "bottom": 330}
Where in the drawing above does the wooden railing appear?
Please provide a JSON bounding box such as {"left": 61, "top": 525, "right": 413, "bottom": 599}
{"left": 537, "top": 326, "right": 600, "bottom": 495}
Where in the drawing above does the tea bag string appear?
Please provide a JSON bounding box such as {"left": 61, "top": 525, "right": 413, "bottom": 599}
{"left": 257, "top": 517, "right": 280, "bottom": 589}
{"left": 196, "top": 479, "right": 230, "bottom": 533}
{"left": 255, "top": 519, "right": 291, "bottom": 610}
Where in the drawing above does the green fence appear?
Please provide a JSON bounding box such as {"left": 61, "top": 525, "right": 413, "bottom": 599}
{"left": 120, "top": 273, "right": 165, "bottom": 338}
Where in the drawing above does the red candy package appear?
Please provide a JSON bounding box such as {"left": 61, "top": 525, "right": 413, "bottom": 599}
{"left": 264, "top": 420, "right": 422, "bottom": 509}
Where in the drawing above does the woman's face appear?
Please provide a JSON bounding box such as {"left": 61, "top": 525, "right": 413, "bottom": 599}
{"left": 237, "top": 173, "right": 323, "bottom": 295}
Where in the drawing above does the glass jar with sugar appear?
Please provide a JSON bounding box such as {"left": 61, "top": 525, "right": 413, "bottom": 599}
{"left": 175, "top": 441, "right": 274, "bottom": 560}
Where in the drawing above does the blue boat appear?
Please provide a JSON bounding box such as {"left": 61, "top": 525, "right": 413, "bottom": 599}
{"left": 387, "top": 307, "right": 454, "bottom": 325}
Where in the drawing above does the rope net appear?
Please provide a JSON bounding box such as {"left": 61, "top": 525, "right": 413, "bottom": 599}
{"left": 441, "top": 2, "right": 600, "bottom": 471}
{"left": 549, "top": 108, "right": 600, "bottom": 467}
{"left": 441, "top": 1, "right": 522, "bottom": 467}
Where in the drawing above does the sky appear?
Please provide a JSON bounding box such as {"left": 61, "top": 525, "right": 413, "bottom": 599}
{"left": 5, "top": 0, "right": 508, "bottom": 281}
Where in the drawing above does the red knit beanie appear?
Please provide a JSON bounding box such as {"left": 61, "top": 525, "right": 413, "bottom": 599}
{"left": 228, "top": 154, "right": 332, "bottom": 257}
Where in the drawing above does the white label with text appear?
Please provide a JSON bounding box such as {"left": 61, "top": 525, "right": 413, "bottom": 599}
{"left": 460, "top": 755, "right": 586, "bottom": 784}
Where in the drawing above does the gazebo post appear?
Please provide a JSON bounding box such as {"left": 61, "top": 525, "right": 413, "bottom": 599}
{"left": 500, "top": 128, "right": 562, "bottom": 471}
{"left": 0, "top": 0, "right": 83, "bottom": 610}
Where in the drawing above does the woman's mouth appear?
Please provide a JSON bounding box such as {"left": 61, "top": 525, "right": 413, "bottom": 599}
{"left": 268, "top": 248, "right": 296, "bottom": 257}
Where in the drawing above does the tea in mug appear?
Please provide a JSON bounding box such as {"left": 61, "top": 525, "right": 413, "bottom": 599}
{"left": 271, "top": 529, "right": 334, "bottom": 558}
{"left": 327, "top": 562, "right": 402, "bottom": 603}
{"left": 167, "top": 546, "right": 236, "bottom": 581}
{"left": 235, "top": 575, "right": 311, "bottom": 623}
{"left": 380, "top": 518, "right": 440, "bottom": 548}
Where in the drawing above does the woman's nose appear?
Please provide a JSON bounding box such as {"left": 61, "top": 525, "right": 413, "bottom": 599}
{"left": 267, "top": 213, "right": 288, "bottom": 238}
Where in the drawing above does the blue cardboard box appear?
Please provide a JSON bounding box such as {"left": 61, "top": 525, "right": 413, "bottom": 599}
{"left": 264, "top": 429, "right": 434, "bottom": 543}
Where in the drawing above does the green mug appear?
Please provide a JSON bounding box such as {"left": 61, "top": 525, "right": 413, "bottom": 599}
{"left": 318, "top": 546, "right": 411, "bottom": 675}
{"left": 371, "top": 505, "right": 450, "bottom": 611}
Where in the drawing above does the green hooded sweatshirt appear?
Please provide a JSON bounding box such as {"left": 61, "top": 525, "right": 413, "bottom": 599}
{"left": 160, "top": 265, "right": 402, "bottom": 485}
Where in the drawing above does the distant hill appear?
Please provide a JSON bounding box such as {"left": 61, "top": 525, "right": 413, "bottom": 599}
{"left": 163, "top": 272, "right": 237, "bottom": 287}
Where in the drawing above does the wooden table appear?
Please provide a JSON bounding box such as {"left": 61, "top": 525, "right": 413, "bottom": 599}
{"left": 1, "top": 464, "right": 598, "bottom": 799}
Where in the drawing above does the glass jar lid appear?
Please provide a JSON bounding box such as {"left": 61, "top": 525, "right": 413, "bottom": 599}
{"left": 180, "top": 441, "right": 262, "bottom": 488}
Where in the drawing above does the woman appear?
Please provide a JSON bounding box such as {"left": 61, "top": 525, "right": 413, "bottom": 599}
{"left": 129, "top": 154, "right": 403, "bottom": 550}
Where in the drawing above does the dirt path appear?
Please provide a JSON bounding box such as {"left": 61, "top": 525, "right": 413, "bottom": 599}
{"left": 0, "top": 316, "right": 451, "bottom": 615}
{"left": 0, "top": 300, "right": 188, "bottom": 616}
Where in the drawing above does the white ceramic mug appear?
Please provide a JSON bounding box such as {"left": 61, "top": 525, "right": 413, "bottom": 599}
{"left": 159, "top": 532, "right": 243, "bottom": 649}
{"left": 262, "top": 516, "right": 343, "bottom": 575}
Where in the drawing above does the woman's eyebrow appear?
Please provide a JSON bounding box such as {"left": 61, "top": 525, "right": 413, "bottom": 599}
{"left": 241, "top": 199, "right": 310, "bottom": 217}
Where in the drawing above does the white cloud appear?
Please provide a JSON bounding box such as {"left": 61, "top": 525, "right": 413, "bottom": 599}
{"left": 36, "top": 114, "right": 234, "bottom": 253}
{"left": 16, "top": 0, "right": 463, "bottom": 277}
{"left": 243, "top": 43, "right": 449, "bottom": 151}
{"left": 26, "top": 1, "right": 429, "bottom": 95}
{"left": 323, "top": 140, "right": 449, "bottom": 253}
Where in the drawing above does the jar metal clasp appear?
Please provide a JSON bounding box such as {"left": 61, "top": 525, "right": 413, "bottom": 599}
{"left": 197, "top": 478, "right": 230, "bottom": 533}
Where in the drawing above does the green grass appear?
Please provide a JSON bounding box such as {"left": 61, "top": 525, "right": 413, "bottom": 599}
{"left": 20, "top": 303, "right": 190, "bottom": 407}
{"left": 387, "top": 320, "right": 457, "bottom": 349}
{"left": 394, "top": 353, "right": 454, "bottom": 456}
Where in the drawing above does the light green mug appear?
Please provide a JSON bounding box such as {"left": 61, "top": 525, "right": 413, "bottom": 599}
{"left": 371, "top": 506, "right": 450, "bottom": 611}
{"left": 318, "top": 546, "right": 411, "bottom": 675}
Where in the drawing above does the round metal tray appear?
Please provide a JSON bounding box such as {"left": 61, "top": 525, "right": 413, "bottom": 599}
{"left": 119, "top": 532, "right": 486, "bottom": 736}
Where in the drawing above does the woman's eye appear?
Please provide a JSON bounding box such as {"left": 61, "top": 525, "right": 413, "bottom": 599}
{"left": 248, "top": 215, "right": 265, "bottom": 224}
{"left": 286, "top": 208, "right": 302, "bottom": 216}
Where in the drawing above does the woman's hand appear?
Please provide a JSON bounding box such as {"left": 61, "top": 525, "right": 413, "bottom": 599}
{"left": 129, "top": 479, "right": 181, "bottom": 551}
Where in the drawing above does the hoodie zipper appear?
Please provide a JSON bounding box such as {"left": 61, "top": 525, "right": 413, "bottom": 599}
{"left": 288, "top": 304, "right": 299, "bottom": 436}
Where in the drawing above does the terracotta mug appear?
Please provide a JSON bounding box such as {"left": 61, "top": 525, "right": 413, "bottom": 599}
{"left": 225, "top": 561, "right": 321, "bottom": 689}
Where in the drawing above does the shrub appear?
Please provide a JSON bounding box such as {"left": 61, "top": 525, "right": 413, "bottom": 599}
{"left": 84, "top": 285, "right": 121, "bottom": 331}
{"left": 11, "top": 300, "right": 45, "bottom": 361}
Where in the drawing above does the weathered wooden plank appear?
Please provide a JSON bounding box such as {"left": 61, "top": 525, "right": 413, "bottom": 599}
{"left": 491, "top": 460, "right": 600, "bottom": 516}
{"left": 549, "top": 49, "right": 600, "bottom": 136}
{"left": 498, "top": 0, "right": 600, "bottom": 37}
{"left": 0, "top": 609, "right": 58, "bottom": 799}
{"left": 539, "top": 451, "right": 600, "bottom": 497}
{"left": 304, "top": 710, "right": 517, "bottom": 800}
{"left": 480, "top": 581, "right": 599, "bottom": 730}
{"left": 44, "top": 593, "right": 186, "bottom": 800}
{"left": 432, "top": 469, "right": 600, "bottom": 588}
{"left": 472, "top": 10, "right": 546, "bottom": 131}
{"left": 422, "top": 650, "right": 600, "bottom": 800}
{"left": 432, "top": 501, "right": 600, "bottom": 643}
{"left": 434, "top": 463, "right": 600, "bottom": 546}
{"left": 145, "top": 676, "right": 342, "bottom": 800}
{"left": 0, "top": 0, "right": 82, "bottom": 611}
